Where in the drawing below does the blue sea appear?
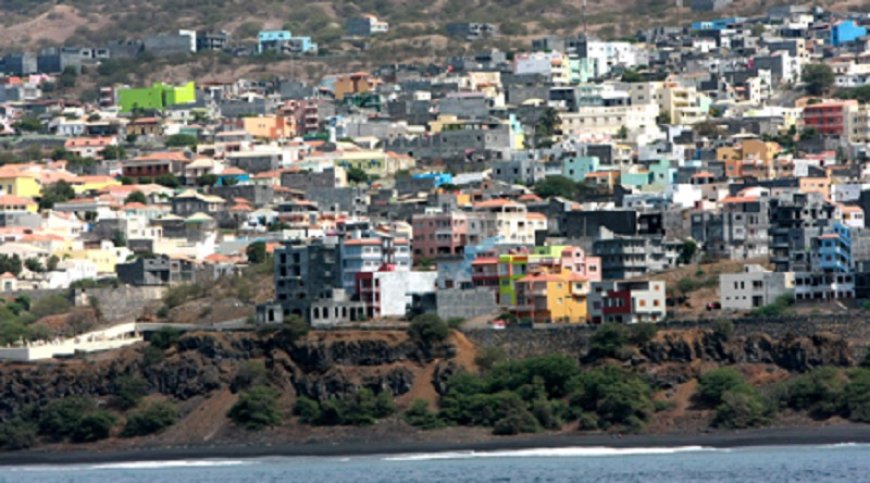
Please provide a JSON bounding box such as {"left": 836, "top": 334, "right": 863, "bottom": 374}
{"left": 3, "top": 444, "right": 869, "bottom": 482}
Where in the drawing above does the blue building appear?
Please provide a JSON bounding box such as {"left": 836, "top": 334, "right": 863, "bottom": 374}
{"left": 258, "top": 30, "right": 293, "bottom": 53}
{"left": 257, "top": 30, "right": 317, "bottom": 54}
{"left": 814, "top": 223, "right": 852, "bottom": 273}
{"left": 690, "top": 17, "right": 743, "bottom": 31}
{"left": 412, "top": 172, "right": 453, "bottom": 188}
{"left": 831, "top": 21, "right": 867, "bottom": 47}
{"left": 562, "top": 156, "right": 599, "bottom": 182}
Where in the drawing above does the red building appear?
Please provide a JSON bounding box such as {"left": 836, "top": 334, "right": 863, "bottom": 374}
{"left": 802, "top": 100, "right": 856, "bottom": 137}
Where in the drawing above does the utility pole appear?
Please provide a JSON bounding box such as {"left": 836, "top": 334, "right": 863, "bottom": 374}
{"left": 582, "top": 0, "right": 588, "bottom": 38}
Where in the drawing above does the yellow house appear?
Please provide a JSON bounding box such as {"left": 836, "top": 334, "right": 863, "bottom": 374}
{"left": 0, "top": 166, "right": 41, "bottom": 198}
{"left": 0, "top": 195, "right": 38, "bottom": 213}
{"left": 514, "top": 268, "right": 589, "bottom": 324}
{"left": 64, "top": 248, "right": 123, "bottom": 275}
{"left": 73, "top": 175, "right": 121, "bottom": 195}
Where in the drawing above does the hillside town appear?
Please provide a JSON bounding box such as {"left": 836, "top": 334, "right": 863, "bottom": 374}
{"left": 2, "top": 5, "right": 870, "bottom": 359}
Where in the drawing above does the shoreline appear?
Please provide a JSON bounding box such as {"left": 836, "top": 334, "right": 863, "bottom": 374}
{"left": 2, "top": 424, "right": 870, "bottom": 466}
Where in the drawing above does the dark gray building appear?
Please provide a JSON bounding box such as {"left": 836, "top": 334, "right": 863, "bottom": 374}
{"left": 281, "top": 167, "right": 344, "bottom": 191}
{"left": 116, "top": 255, "right": 195, "bottom": 286}
{"left": 273, "top": 239, "right": 342, "bottom": 320}
{"left": 1, "top": 53, "right": 37, "bottom": 76}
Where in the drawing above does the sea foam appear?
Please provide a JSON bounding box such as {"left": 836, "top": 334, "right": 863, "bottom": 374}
{"left": 383, "top": 445, "right": 713, "bottom": 461}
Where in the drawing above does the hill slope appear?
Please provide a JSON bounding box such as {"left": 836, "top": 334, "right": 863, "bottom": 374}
{"left": 0, "top": 0, "right": 854, "bottom": 55}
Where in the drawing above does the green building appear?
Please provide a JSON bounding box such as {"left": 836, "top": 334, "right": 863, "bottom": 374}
{"left": 118, "top": 82, "right": 196, "bottom": 112}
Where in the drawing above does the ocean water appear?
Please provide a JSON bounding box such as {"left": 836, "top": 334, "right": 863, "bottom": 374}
{"left": 3, "top": 444, "right": 869, "bottom": 483}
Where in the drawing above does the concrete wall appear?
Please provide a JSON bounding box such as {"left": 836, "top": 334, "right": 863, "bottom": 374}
{"left": 74, "top": 285, "right": 165, "bottom": 322}
{"left": 436, "top": 288, "right": 498, "bottom": 321}
{"left": 466, "top": 315, "right": 870, "bottom": 361}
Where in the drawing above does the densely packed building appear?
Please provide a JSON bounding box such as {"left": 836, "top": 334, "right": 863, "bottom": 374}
{"left": 5, "top": 5, "right": 870, "bottom": 327}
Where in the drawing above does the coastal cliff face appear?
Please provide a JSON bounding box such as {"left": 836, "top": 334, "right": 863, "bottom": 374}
{"left": 0, "top": 323, "right": 862, "bottom": 449}
{"left": 0, "top": 330, "right": 460, "bottom": 422}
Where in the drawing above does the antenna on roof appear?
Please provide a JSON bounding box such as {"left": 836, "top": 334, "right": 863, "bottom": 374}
{"left": 582, "top": 0, "right": 588, "bottom": 38}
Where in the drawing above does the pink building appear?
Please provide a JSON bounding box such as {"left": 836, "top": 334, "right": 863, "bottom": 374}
{"left": 412, "top": 211, "right": 469, "bottom": 261}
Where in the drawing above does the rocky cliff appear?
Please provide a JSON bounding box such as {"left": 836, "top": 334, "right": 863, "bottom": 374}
{"left": 0, "top": 330, "right": 460, "bottom": 422}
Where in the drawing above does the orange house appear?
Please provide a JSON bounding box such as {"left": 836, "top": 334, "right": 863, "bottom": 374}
{"left": 242, "top": 115, "right": 296, "bottom": 140}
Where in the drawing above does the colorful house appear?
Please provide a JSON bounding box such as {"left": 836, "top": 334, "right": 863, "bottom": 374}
{"left": 831, "top": 20, "right": 867, "bottom": 47}
{"left": 514, "top": 267, "right": 590, "bottom": 324}
{"left": 242, "top": 115, "right": 296, "bottom": 140}
{"left": 118, "top": 82, "right": 196, "bottom": 112}
{"left": 0, "top": 195, "right": 37, "bottom": 212}
{"left": 0, "top": 165, "right": 41, "bottom": 198}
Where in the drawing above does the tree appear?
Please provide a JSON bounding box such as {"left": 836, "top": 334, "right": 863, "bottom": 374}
{"left": 155, "top": 173, "right": 180, "bottom": 188}
{"left": 346, "top": 166, "right": 369, "bottom": 185}
{"left": 165, "top": 134, "right": 198, "bottom": 148}
{"left": 616, "top": 125, "right": 629, "bottom": 140}
{"left": 46, "top": 255, "right": 59, "bottom": 272}
{"left": 678, "top": 240, "right": 698, "bottom": 265}
{"left": 620, "top": 69, "right": 643, "bottom": 83}
{"left": 0, "top": 254, "right": 23, "bottom": 276}
{"left": 102, "top": 145, "right": 126, "bottom": 160}
{"left": 228, "top": 385, "right": 282, "bottom": 430}
{"left": 534, "top": 107, "right": 560, "bottom": 147}
{"left": 408, "top": 313, "right": 449, "bottom": 345}
{"left": 59, "top": 66, "right": 77, "bottom": 89}
{"left": 246, "top": 241, "right": 268, "bottom": 264}
{"left": 13, "top": 116, "right": 42, "bottom": 133}
{"left": 802, "top": 63, "right": 835, "bottom": 96}
{"left": 533, "top": 176, "right": 580, "bottom": 199}
{"left": 125, "top": 191, "right": 148, "bottom": 204}
{"left": 197, "top": 174, "right": 218, "bottom": 187}
{"left": 24, "top": 258, "right": 44, "bottom": 273}
{"left": 39, "top": 181, "right": 76, "bottom": 210}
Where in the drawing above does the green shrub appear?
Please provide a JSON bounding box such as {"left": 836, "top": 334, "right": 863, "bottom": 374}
{"left": 281, "top": 315, "right": 309, "bottom": 343}
{"left": 408, "top": 313, "right": 449, "bottom": 344}
{"left": 654, "top": 400, "right": 676, "bottom": 412}
{"left": 72, "top": 412, "right": 117, "bottom": 443}
{"left": 115, "top": 375, "right": 149, "bottom": 409}
{"left": 30, "top": 294, "right": 72, "bottom": 318}
{"left": 785, "top": 367, "right": 846, "bottom": 418}
{"left": 474, "top": 346, "right": 506, "bottom": 372}
{"left": 713, "top": 389, "right": 769, "bottom": 429}
{"left": 696, "top": 368, "right": 750, "bottom": 407}
{"left": 567, "top": 366, "right": 654, "bottom": 431}
{"left": 446, "top": 317, "right": 465, "bottom": 330}
{"left": 628, "top": 323, "right": 658, "bottom": 345}
{"left": 38, "top": 397, "right": 97, "bottom": 441}
{"left": 233, "top": 361, "right": 269, "bottom": 392}
{"left": 843, "top": 369, "right": 870, "bottom": 423}
{"left": 493, "top": 409, "right": 539, "bottom": 435}
{"left": 589, "top": 324, "right": 631, "bottom": 360}
{"left": 713, "top": 320, "right": 735, "bottom": 340}
{"left": 403, "top": 399, "right": 444, "bottom": 430}
{"left": 293, "top": 396, "right": 321, "bottom": 424}
{"left": 149, "top": 327, "right": 182, "bottom": 350}
{"left": 122, "top": 401, "right": 178, "bottom": 437}
{"left": 487, "top": 354, "right": 579, "bottom": 399}
{"left": 0, "top": 419, "right": 38, "bottom": 450}
{"left": 228, "top": 385, "right": 282, "bottom": 430}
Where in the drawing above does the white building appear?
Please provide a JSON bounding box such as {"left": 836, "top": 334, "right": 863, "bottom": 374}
{"left": 560, "top": 103, "right": 659, "bottom": 136}
{"left": 719, "top": 264, "right": 794, "bottom": 311}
